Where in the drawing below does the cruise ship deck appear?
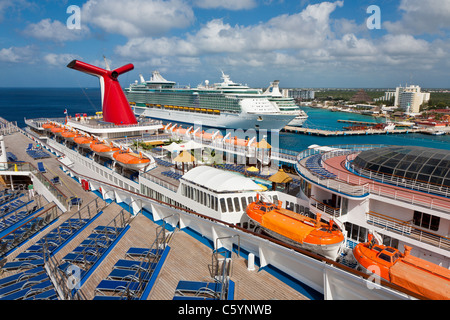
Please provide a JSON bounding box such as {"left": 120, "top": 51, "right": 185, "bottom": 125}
{"left": 0, "top": 128, "right": 309, "bottom": 300}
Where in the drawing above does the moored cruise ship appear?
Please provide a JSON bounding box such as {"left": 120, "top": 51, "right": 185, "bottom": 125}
{"left": 263, "top": 80, "right": 308, "bottom": 127}
{"left": 125, "top": 71, "right": 296, "bottom": 131}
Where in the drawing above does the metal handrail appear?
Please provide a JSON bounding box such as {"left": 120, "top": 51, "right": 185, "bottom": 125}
{"left": 366, "top": 211, "right": 450, "bottom": 251}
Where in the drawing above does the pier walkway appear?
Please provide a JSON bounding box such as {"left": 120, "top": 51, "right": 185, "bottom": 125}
{"left": 282, "top": 126, "right": 424, "bottom": 136}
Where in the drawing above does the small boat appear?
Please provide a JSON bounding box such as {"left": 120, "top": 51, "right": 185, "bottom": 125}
{"left": 353, "top": 234, "right": 450, "bottom": 300}
{"left": 51, "top": 126, "right": 66, "bottom": 136}
{"left": 42, "top": 122, "right": 55, "bottom": 131}
{"left": 61, "top": 130, "right": 81, "bottom": 142}
{"left": 246, "top": 196, "right": 345, "bottom": 260}
{"left": 74, "top": 135, "right": 97, "bottom": 148}
{"left": 113, "top": 149, "right": 151, "bottom": 170}
{"left": 90, "top": 141, "right": 120, "bottom": 159}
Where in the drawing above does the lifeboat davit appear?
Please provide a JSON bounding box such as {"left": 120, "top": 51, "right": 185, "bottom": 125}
{"left": 246, "top": 197, "right": 345, "bottom": 260}
{"left": 90, "top": 141, "right": 120, "bottom": 159}
{"left": 353, "top": 235, "right": 450, "bottom": 300}
{"left": 113, "top": 149, "right": 151, "bottom": 170}
{"left": 74, "top": 135, "right": 96, "bottom": 149}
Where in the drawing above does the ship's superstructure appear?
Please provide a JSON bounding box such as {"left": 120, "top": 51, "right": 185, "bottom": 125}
{"left": 263, "top": 80, "right": 308, "bottom": 127}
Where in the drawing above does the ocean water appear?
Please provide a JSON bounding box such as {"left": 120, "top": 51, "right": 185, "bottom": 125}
{"left": 0, "top": 88, "right": 449, "bottom": 152}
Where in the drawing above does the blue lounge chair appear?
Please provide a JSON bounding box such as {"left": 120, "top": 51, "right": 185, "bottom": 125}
{"left": 24, "top": 288, "right": 58, "bottom": 300}
{"left": 0, "top": 279, "right": 53, "bottom": 300}
{"left": 0, "top": 273, "right": 49, "bottom": 298}
{"left": 113, "top": 259, "right": 153, "bottom": 271}
{"left": 125, "top": 247, "right": 162, "bottom": 259}
{"left": 2, "top": 259, "right": 45, "bottom": 271}
{"left": 0, "top": 267, "right": 44, "bottom": 289}
{"left": 95, "top": 279, "right": 141, "bottom": 295}
{"left": 175, "top": 280, "right": 222, "bottom": 295}
{"left": 50, "top": 176, "right": 61, "bottom": 185}
{"left": 107, "top": 268, "right": 151, "bottom": 282}
{"left": 37, "top": 162, "right": 46, "bottom": 173}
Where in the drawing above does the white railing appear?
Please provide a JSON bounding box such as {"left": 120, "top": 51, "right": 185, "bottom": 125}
{"left": 140, "top": 171, "right": 179, "bottom": 193}
{"left": 296, "top": 158, "right": 370, "bottom": 197}
{"left": 348, "top": 159, "right": 450, "bottom": 199}
{"left": 366, "top": 211, "right": 450, "bottom": 251}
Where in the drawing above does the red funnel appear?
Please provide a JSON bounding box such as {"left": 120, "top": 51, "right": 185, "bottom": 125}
{"left": 67, "top": 60, "right": 137, "bottom": 125}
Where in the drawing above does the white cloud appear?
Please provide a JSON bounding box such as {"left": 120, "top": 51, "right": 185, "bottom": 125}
{"left": 193, "top": 0, "right": 257, "bottom": 10}
{"left": 116, "top": 1, "right": 345, "bottom": 59}
{"left": 44, "top": 53, "right": 82, "bottom": 67}
{"left": 81, "top": 0, "right": 194, "bottom": 38}
{"left": 0, "top": 45, "right": 36, "bottom": 63}
{"left": 384, "top": 0, "right": 450, "bottom": 35}
{"left": 23, "top": 19, "right": 88, "bottom": 42}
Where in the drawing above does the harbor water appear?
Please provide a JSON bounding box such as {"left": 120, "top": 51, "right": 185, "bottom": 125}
{"left": 1, "top": 88, "right": 449, "bottom": 152}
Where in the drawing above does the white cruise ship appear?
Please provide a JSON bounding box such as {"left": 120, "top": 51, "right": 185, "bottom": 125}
{"left": 263, "top": 80, "right": 308, "bottom": 127}
{"left": 125, "top": 71, "right": 296, "bottom": 131}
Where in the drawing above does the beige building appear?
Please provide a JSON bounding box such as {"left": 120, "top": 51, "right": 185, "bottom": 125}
{"left": 395, "top": 85, "right": 430, "bottom": 113}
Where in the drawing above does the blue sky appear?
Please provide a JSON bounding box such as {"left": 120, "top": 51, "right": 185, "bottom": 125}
{"left": 0, "top": 0, "right": 449, "bottom": 88}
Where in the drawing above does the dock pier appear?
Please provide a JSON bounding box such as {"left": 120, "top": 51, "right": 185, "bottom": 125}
{"left": 282, "top": 126, "right": 424, "bottom": 136}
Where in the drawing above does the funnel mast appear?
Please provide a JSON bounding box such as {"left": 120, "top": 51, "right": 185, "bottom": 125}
{"left": 67, "top": 60, "right": 137, "bottom": 125}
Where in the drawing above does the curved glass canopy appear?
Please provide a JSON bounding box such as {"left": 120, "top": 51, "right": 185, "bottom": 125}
{"left": 352, "top": 146, "right": 450, "bottom": 187}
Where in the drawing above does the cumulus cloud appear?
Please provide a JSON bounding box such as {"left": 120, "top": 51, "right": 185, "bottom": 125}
{"left": 23, "top": 19, "right": 88, "bottom": 42}
{"left": 0, "top": 45, "right": 36, "bottom": 63}
{"left": 44, "top": 53, "right": 82, "bottom": 67}
{"left": 116, "top": 1, "right": 345, "bottom": 59}
{"left": 384, "top": 0, "right": 450, "bottom": 35}
{"left": 81, "top": 0, "right": 194, "bottom": 38}
{"left": 193, "top": 0, "right": 257, "bottom": 10}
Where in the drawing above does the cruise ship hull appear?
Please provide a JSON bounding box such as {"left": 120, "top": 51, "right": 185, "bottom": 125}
{"left": 288, "top": 116, "right": 307, "bottom": 127}
{"left": 134, "top": 106, "right": 295, "bottom": 131}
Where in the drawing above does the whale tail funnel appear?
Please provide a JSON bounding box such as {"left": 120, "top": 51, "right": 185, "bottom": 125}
{"left": 67, "top": 60, "right": 137, "bottom": 125}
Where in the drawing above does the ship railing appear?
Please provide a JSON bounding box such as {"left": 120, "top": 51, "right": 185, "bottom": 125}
{"left": 347, "top": 158, "right": 450, "bottom": 199}
{"left": 310, "top": 197, "right": 341, "bottom": 217}
{"left": 366, "top": 211, "right": 450, "bottom": 251}
{"left": 28, "top": 162, "right": 69, "bottom": 209}
{"left": 296, "top": 144, "right": 387, "bottom": 162}
{"left": 0, "top": 117, "right": 19, "bottom": 135}
{"left": 295, "top": 158, "right": 370, "bottom": 197}
{"left": 141, "top": 171, "right": 179, "bottom": 193}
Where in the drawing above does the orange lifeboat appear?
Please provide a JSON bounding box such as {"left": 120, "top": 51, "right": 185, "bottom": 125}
{"left": 74, "top": 135, "right": 96, "bottom": 148}
{"left": 113, "top": 149, "right": 151, "bottom": 170}
{"left": 246, "top": 196, "right": 345, "bottom": 260}
{"left": 90, "top": 141, "right": 120, "bottom": 159}
{"left": 61, "top": 130, "right": 81, "bottom": 142}
{"left": 354, "top": 236, "right": 450, "bottom": 300}
{"left": 51, "top": 126, "right": 66, "bottom": 136}
{"left": 42, "top": 122, "right": 55, "bottom": 131}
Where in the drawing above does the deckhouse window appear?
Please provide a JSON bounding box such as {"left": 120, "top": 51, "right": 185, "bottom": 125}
{"left": 227, "top": 198, "right": 234, "bottom": 212}
{"left": 220, "top": 198, "right": 227, "bottom": 213}
{"left": 413, "top": 211, "right": 440, "bottom": 231}
{"left": 241, "top": 197, "right": 247, "bottom": 211}
{"left": 234, "top": 198, "right": 241, "bottom": 211}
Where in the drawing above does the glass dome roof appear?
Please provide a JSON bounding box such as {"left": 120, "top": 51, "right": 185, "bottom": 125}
{"left": 351, "top": 146, "right": 450, "bottom": 187}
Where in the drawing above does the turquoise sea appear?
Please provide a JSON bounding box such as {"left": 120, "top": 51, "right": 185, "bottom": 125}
{"left": 0, "top": 88, "right": 449, "bottom": 152}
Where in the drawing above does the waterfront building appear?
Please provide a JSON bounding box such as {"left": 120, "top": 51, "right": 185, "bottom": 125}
{"left": 395, "top": 85, "right": 430, "bottom": 113}
{"left": 288, "top": 89, "right": 315, "bottom": 101}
